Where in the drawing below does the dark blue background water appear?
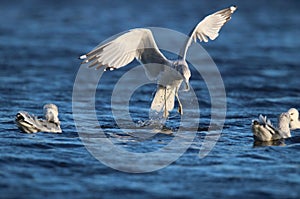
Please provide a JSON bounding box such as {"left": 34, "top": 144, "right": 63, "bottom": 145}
{"left": 1, "top": 0, "right": 300, "bottom": 198}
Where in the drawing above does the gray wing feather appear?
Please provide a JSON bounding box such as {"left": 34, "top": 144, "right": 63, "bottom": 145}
{"left": 80, "top": 28, "right": 170, "bottom": 80}
{"left": 180, "top": 6, "right": 237, "bottom": 59}
{"left": 258, "top": 114, "right": 277, "bottom": 135}
{"left": 15, "top": 111, "right": 62, "bottom": 133}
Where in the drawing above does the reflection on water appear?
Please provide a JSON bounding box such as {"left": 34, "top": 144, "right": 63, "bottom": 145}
{"left": 253, "top": 139, "right": 286, "bottom": 147}
{"left": 253, "top": 136, "right": 300, "bottom": 148}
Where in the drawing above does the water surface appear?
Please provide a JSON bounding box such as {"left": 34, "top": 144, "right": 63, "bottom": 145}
{"left": 1, "top": 0, "right": 300, "bottom": 198}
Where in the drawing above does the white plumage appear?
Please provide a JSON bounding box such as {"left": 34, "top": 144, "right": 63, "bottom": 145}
{"left": 288, "top": 108, "right": 300, "bottom": 130}
{"left": 15, "top": 104, "right": 62, "bottom": 133}
{"left": 251, "top": 113, "right": 291, "bottom": 141}
{"left": 80, "top": 6, "right": 237, "bottom": 118}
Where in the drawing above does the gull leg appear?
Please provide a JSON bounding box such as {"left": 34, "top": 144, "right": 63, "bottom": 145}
{"left": 164, "top": 87, "right": 168, "bottom": 118}
{"left": 175, "top": 89, "right": 183, "bottom": 115}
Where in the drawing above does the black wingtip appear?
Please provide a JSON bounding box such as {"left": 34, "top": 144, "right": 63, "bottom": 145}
{"left": 15, "top": 113, "right": 25, "bottom": 122}
{"left": 252, "top": 120, "right": 259, "bottom": 125}
{"left": 230, "top": 5, "right": 237, "bottom": 12}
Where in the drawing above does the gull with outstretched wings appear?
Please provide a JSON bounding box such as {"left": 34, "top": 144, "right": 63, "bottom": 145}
{"left": 80, "top": 6, "right": 237, "bottom": 118}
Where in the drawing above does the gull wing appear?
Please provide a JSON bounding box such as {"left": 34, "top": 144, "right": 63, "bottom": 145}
{"left": 80, "top": 28, "right": 170, "bottom": 80}
{"left": 180, "top": 6, "right": 237, "bottom": 59}
{"left": 258, "top": 114, "right": 276, "bottom": 135}
{"left": 15, "top": 111, "right": 42, "bottom": 133}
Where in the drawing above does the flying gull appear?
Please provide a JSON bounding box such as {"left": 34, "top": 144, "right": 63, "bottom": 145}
{"left": 80, "top": 6, "right": 237, "bottom": 118}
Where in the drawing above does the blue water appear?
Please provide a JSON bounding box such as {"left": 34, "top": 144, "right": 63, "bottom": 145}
{"left": 1, "top": 0, "right": 300, "bottom": 198}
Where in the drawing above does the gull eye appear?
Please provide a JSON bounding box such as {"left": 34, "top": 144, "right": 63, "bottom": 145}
{"left": 291, "top": 113, "right": 294, "bottom": 115}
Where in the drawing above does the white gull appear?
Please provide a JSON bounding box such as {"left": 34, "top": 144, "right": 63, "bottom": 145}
{"left": 15, "top": 104, "right": 62, "bottom": 133}
{"left": 80, "top": 6, "right": 237, "bottom": 118}
{"left": 251, "top": 112, "right": 291, "bottom": 141}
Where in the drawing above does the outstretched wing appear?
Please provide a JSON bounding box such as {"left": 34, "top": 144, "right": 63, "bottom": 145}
{"left": 180, "top": 6, "right": 237, "bottom": 59}
{"left": 80, "top": 28, "right": 170, "bottom": 80}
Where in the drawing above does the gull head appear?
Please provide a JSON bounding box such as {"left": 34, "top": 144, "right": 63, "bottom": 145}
{"left": 43, "top": 104, "right": 60, "bottom": 124}
{"left": 278, "top": 112, "right": 290, "bottom": 124}
{"left": 288, "top": 108, "right": 300, "bottom": 130}
{"left": 288, "top": 108, "right": 299, "bottom": 122}
{"left": 172, "top": 60, "right": 191, "bottom": 91}
{"left": 278, "top": 112, "right": 291, "bottom": 138}
{"left": 278, "top": 112, "right": 291, "bottom": 134}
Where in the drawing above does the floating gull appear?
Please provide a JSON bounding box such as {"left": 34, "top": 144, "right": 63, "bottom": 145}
{"left": 15, "top": 104, "right": 62, "bottom": 133}
{"left": 251, "top": 113, "right": 291, "bottom": 141}
{"left": 287, "top": 108, "right": 300, "bottom": 130}
{"left": 80, "top": 6, "right": 237, "bottom": 118}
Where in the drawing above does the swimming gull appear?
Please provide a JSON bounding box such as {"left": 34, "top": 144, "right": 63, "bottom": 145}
{"left": 251, "top": 113, "right": 291, "bottom": 141}
{"left": 287, "top": 108, "right": 300, "bottom": 130}
{"left": 80, "top": 6, "right": 237, "bottom": 118}
{"left": 15, "top": 104, "right": 62, "bottom": 133}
